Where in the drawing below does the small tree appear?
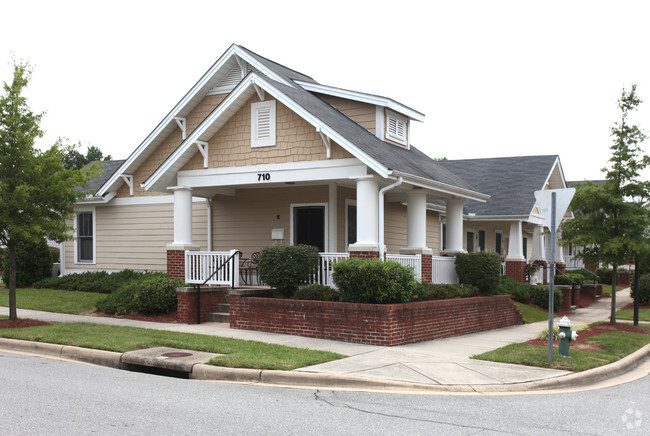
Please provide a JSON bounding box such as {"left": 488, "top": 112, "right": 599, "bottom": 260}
{"left": 0, "top": 62, "right": 96, "bottom": 320}
{"left": 63, "top": 142, "right": 112, "bottom": 170}
{"left": 561, "top": 84, "right": 650, "bottom": 322}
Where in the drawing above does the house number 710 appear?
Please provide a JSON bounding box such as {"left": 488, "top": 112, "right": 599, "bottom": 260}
{"left": 257, "top": 173, "right": 271, "bottom": 181}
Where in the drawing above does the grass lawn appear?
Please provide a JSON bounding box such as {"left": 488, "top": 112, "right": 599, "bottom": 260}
{"left": 472, "top": 324, "right": 650, "bottom": 372}
{"left": 0, "top": 322, "right": 345, "bottom": 370}
{"left": 615, "top": 308, "right": 650, "bottom": 322}
{"left": 513, "top": 302, "right": 549, "bottom": 324}
{"left": 601, "top": 284, "right": 625, "bottom": 296}
{"left": 0, "top": 286, "right": 105, "bottom": 314}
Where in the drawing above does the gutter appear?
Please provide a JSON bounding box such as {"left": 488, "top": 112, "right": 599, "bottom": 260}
{"left": 378, "top": 177, "right": 403, "bottom": 259}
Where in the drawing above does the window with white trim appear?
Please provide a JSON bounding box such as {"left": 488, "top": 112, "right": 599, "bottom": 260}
{"left": 251, "top": 100, "right": 276, "bottom": 147}
{"left": 76, "top": 211, "right": 94, "bottom": 263}
{"left": 386, "top": 110, "right": 407, "bottom": 145}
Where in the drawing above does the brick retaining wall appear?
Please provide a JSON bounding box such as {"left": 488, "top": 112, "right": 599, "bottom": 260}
{"left": 229, "top": 295, "right": 523, "bottom": 346}
{"left": 176, "top": 287, "right": 228, "bottom": 324}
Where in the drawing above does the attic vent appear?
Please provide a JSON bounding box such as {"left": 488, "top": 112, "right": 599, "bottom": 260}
{"left": 251, "top": 100, "right": 276, "bottom": 147}
{"left": 208, "top": 63, "right": 264, "bottom": 95}
{"left": 386, "top": 111, "right": 407, "bottom": 145}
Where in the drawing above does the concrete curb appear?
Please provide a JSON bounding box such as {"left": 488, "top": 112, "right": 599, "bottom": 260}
{"left": 1, "top": 338, "right": 649, "bottom": 393}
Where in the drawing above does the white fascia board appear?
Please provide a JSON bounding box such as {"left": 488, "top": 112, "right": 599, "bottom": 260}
{"left": 296, "top": 81, "right": 425, "bottom": 122}
{"left": 178, "top": 158, "right": 367, "bottom": 188}
{"left": 144, "top": 73, "right": 390, "bottom": 192}
{"left": 77, "top": 191, "right": 117, "bottom": 205}
{"left": 97, "top": 44, "right": 294, "bottom": 197}
{"left": 393, "top": 171, "right": 490, "bottom": 203}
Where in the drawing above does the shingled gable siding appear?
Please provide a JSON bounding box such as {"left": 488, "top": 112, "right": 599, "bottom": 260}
{"left": 229, "top": 295, "right": 523, "bottom": 346}
{"left": 180, "top": 95, "right": 354, "bottom": 171}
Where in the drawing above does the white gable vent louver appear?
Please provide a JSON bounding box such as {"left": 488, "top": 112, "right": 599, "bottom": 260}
{"left": 209, "top": 63, "right": 264, "bottom": 95}
{"left": 386, "top": 111, "right": 407, "bottom": 145}
{"left": 251, "top": 100, "right": 276, "bottom": 147}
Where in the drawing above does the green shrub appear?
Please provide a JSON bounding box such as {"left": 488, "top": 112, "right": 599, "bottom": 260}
{"left": 497, "top": 276, "right": 531, "bottom": 303}
{"left": 597, "top": 267, "right": 613, "bottom": 285}
{"left": 554, "top": 274, "right": 574, "bottom": 286}
{"left": 132, "top": 276, "right": 183, "bottom": 314}
{"left": 1, "top": 237, "right": 53, "bottom": 287}
{"left": 292, "top": 284, "right": 341, "bottom": 302}
{"left": 412, "top": 283, "right": 479, "bottom": 301}
{"left": 96, "top": 276, "right": 183, "bottom": 315}
{"left": 530, "top": 285, "right": 563, "bottom": 311}
{"left": 635, "top": 273, "right": 650, "bottom": 304}
{"left": 454, "top": 251, "right": 501, "bottom": 294}
{"left": 332, "top": 257, "right": 416, "bottom": 304}
{"left": 258, "top": 245, "right": 320, "bottom": 297}
{"left": 34, "top": 269, "right": 163, "bottom": 293}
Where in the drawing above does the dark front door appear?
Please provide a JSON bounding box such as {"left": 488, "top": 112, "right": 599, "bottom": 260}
{"left": 293, "top": 206, "right": 325, "bottom": 252}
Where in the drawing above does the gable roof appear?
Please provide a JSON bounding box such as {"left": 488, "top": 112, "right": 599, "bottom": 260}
{"left": 76, "top": 159, "right": 125, "bottom": 194}
{"left": 94, "top": 44, "right": 487, "bottom": 202}
{"left": 143, "top": 72, "right": 485, "bottom": 201}
{"left": 437, "top": 155, "right": 563, "bottom": 217}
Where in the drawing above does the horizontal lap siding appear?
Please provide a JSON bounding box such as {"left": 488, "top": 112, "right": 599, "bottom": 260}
{"left": 230, "top": 296, "right": 523, "bottom": 346}
{"left": 65, "top": 202, "right": 207, "bottom": 273}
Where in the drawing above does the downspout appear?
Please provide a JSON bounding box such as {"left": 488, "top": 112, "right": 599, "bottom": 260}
{"left": 206, "top": 198, "right": 212, "bottom": 251}
{"left": 378, "top": 177, "right": 403, "bottom": 259}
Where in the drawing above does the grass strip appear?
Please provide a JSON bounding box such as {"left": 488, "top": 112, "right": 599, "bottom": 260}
{"left": 513, "top": 302, "right": 548, "bottom": 324}
{"left": 615, "top": 309, "right": 650, "bottom": 322}
{"left": 0, "top": 322, "right": 345, "bottom": 370}
{"left": 472, "top": 324, "right": 650, "bottom": 372}
{"left": 0, "top": 288, "right": 105, "bottom": 314}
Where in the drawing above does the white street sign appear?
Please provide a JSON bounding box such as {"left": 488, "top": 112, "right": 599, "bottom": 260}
{"left": 534, "top": 188, "right": 576, "bottom": 231}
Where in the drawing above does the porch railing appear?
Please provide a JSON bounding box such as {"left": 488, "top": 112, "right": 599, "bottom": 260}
{"left": 386, "top": 253, "right": 422, "bottom": 281}
{"left": 564, "top": 255, "right": 584, "bottom": 270}
{"left": 316, "top": 252, "right": 350, "bottom": 287}
{"left": 185, "top": 250, "right": 240, "bottom": 287}
{"left": 431, "top": 256, "right": 459, "bottom": 284}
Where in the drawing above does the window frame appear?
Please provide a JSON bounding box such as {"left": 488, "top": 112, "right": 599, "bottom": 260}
{"left": 74, "top": 207, "right": 96, "bottom": 264}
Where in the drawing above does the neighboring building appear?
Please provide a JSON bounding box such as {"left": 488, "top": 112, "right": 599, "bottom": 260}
{"left": 62, "top": 44, "right": 491, "bottom": 283}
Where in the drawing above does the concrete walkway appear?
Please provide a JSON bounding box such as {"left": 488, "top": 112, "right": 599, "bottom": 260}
{"left": 2, "top": 289, "right": 648, "bottom": 392}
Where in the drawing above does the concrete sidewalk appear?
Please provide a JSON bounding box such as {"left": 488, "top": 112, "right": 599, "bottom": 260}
{"left": 2, "top": 289, "right": 648, "bottom": 392}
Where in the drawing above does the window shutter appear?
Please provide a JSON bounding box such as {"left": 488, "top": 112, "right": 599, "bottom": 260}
{"left": 386, "top": 111, "right": 407, "bottom": 145}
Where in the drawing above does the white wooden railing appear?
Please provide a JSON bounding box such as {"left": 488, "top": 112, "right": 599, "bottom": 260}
{"left": 431, "top": 256, "right": 459, "bottom": 284}
{"left": 185, "top": 250, "right": 240, "bottom": 286}
{"left": 386, "top": 253, "right": 422, "bottom": 281}
{"left": 316, "top": 253, "right": 349, "bottom": 287}
{"left": 564, "top": 255, "right": 584, "bottom": 270}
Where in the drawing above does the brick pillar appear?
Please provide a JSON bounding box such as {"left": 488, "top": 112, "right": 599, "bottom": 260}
{"left": 505, "top": 259, "right": 527, "bottom": 283}
{"left": 167, "top": 249, "right": 185, "bottom": 280}
{"left": 420, "top": 254, "right": 432, "bottom": 283}
{"left": 585, "top": 262, "right": 598, "bottom": 272}
{"left": 618, "top": 271, "right": 631, "bottom": 287}
{"left": 556, "top": 262, "right": 566, "bottom": 275}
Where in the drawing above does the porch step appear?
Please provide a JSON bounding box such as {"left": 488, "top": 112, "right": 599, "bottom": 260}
{"left": 208, "top": 302, "right": 230, "bottom": 323}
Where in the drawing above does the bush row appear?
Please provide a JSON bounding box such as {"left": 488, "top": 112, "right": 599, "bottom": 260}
{"left": 34, "top": 269, "right": 166, "bottom": 294}
{"left": 1, "top": 238, "right": 53, "bottom": 288}
{"left": 95, "top": 276, "right": 184, "bottom": 315}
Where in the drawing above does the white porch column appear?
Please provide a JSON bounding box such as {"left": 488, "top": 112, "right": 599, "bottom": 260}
{"left": 328, "top": 183, "right": 337, "bottom": 252}
{"left": 404, "top": 191, "right": 429, "bottom": 251}
{"left": 555, "top": 233, "right": 565, "bottom": 263}
{"left": 349, "top": 177, "right": 379, "bottom": 252}
{"left": 443, "top": 198, "right": 465, "bottom": 254}
{"left": 506, "top": 221, "right": 525, "bottom": 261}
{"left": 531, "top": 226, "right": 546, "bottom": 261}
{"left": 167, "top": 186, "right": 199, "bottom": 249}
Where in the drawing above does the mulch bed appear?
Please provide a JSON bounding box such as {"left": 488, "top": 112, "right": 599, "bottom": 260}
{"left": 0, "top": 319, "right": 52, "bottom": 329}
{"left": 525, "top": 322, "right": 649, "bottom": 352}
{"left": 620, "top": 302, "right": 650, "bottom": 311}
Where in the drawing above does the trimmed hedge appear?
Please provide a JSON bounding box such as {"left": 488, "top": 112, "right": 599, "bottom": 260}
{"left": 292, "top": 284, "right": 341, "bottom": 302}
{"left": 332, "top": 257, "right": 417, "bottom": 304}
{"left": 258, "top": 245, "right": 320, "bottom": 297}
{"left": 530, "top": 285, "right": 562, "bottom": 311}
{"left": 96, "top": 276, "right": 184, "bottom": 315}
{"left": 635, "top": 273, "right": 650, "bottom": 304}
{"left": 412, "top": 283, "right": 479, "bottom": 301}
{"left": 597, "top": 267, "right": 613, "bottom": 285}
{"left": 34, "top": 270, "right": 162, "bottom": 294}
{"left": 497, "top": 276, "right": 531, "bottom": 303}
{"left": 454, "top": 251, "right": 501, "bottom": 294}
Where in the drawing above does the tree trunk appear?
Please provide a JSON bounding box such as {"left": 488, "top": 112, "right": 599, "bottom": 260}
{"left": 610, "top": 264, "right": 617, "bottom": 324}
{"left": 8, "top": 243, "right": 17, "bottom": 320}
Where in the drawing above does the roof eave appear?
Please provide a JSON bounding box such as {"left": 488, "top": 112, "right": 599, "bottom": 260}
{"left": 393, "top": 171, "right": 490, "bottom": 202}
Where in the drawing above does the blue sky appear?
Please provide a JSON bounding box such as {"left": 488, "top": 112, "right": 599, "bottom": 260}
{"left": 2, "top": 0, "right": 649, "bottom": 182}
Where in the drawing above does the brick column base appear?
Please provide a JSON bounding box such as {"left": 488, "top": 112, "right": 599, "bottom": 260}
{"left": 167, "top": 250, "right": 185, "bottom": 280}
{"left": 505, "top": 260, "right": 527, "bottom": 283}
{"left": 556, "top": 262, "right": 566, "bottom": 275}
{"left": 421, "top": 254, "right": 432, "bottom": 283}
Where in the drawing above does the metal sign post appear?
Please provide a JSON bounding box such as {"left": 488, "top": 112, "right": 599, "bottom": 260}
{"left": 534, "top": 188, "right": 575, "bottom": 364}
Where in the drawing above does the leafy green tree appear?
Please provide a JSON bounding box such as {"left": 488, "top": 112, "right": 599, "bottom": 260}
{"left": 0, "top": 62, "right": 96, "bottom": 320}
{"left": 561, "top": 84, "right": 650, "bottom": 322}
{"left": 63, "top": 143, "right": 112, "bottom": 170}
